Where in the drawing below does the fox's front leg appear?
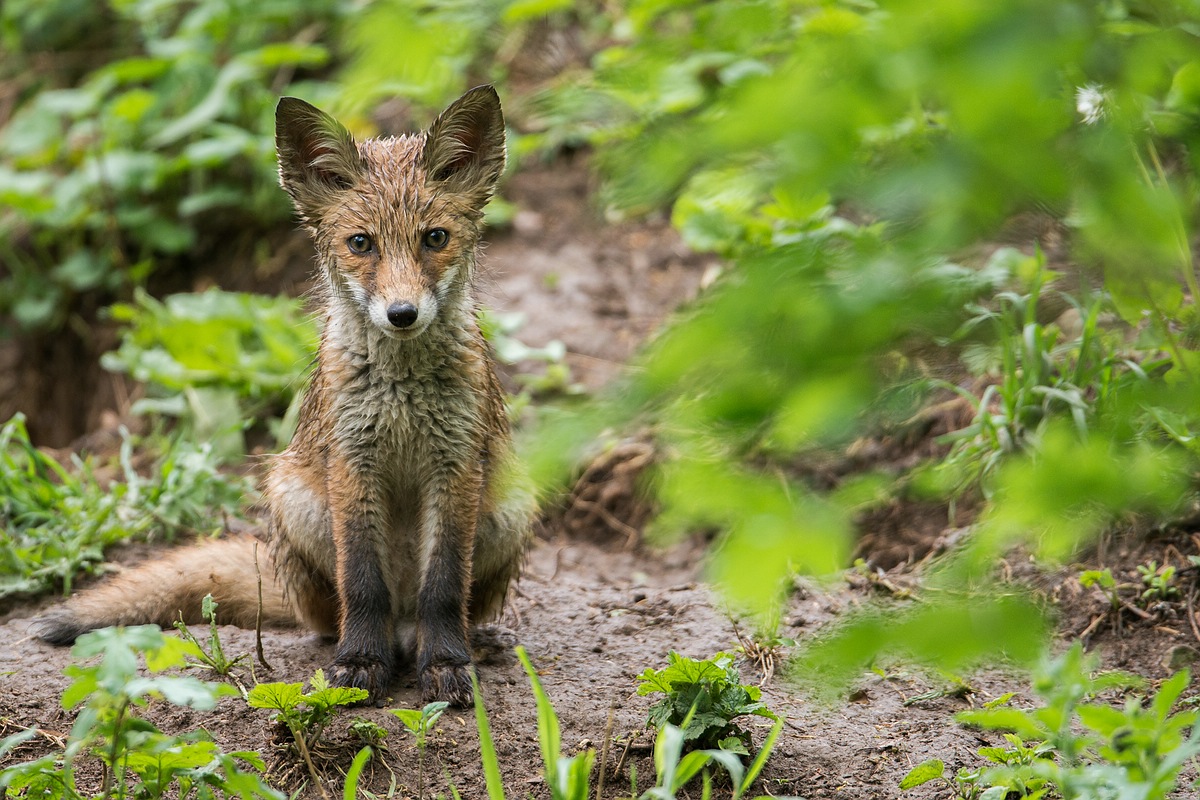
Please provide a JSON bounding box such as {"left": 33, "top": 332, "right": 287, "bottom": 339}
{"left": 416, "top": 462, "right": 481, "bottom": 707}
{"left": 327, "top": 463, "right": 395, "bottom": 705}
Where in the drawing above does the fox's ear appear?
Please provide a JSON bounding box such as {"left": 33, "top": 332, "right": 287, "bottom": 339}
{"left": 275, "top": 97, "right": 363, "bottom": 219}
{"left": 422, "top": 85, "right": 506, "bottom": 208}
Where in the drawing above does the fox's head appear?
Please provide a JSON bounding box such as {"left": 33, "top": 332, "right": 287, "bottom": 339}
{"left": 275, "top": 86, "right": 505, "bottom": 340}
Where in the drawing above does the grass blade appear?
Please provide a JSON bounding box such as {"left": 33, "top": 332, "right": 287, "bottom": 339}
{"left": 516, "top": 646, "right": 561, "bottom": 790}
{"left": 472, "top": 670, "right": 506, "bottom": 800}
{"left": 739, "top": 717, "right": 784, "bottom": 796}
{"left": 344, "top": 746, "right": 372, "bottom": 800}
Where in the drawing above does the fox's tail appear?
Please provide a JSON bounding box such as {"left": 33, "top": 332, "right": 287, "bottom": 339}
{"left": 32, "top": 535, "right": 296, "bottom": 644}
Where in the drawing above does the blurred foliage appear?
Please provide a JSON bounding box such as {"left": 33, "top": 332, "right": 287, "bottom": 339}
{"left": 0, "top": 0, "right": 347, "bottom": 333}
{"left": 527, "top": 0, "right": 1200, "bottom": 687}
{"left": 101, "top": 288, "right": 319, "bottom": 456}
{"left": 0, "top": 413, "right": 249, "bottom": 600}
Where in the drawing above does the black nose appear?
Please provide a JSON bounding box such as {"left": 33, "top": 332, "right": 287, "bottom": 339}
{"left": 386, "top": 302, "right": 419, "bottom": 329}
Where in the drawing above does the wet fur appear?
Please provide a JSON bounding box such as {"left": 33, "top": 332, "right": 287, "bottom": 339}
{"left": 33, "top": 86, "right": 534, "bottom": 707}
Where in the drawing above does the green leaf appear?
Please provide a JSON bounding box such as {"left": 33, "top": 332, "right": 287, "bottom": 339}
{"left": 247, "top": 682, "right": 304, "bottom": 711}
{"left": 899, "top": 759, "right": 944, "bottom": 790}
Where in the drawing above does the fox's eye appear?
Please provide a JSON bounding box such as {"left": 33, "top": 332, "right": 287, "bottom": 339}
{"left": 423, "top": 228, "right": 449, "bottom": 250}
{"left": 347, "top": 233, "right": 373, "bottom": 254}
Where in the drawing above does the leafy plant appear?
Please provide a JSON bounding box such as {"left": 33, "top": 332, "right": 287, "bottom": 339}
{"left": 0, "top": 413, "right": 249, "bottom": 600}
{"left": 247, "top": 670, "right": 368, "bottom": 760}
{"left": 641, "top": 715, "right": 783, "bottom": 800}
{"left": 903, "top": 642, "right": 1200, "bottom": 800}
{"left": 102, "top": 288, "right": 320, "bottom": 455}
{"left": 0, "top": 625, "right": 280, "bottom": 799}
{"left": 1136, "top": 561, "right": 1179, "bottom": 605}
{"left": 389, "top": 700, "right": 447, "bottom": 799}
{"left": 933, "top": 249, "right": 1151, "bottom": 497}
{"left": 515, "top": 646, "right": 595, "bottom": 800}
{"left": 173, "top": 593, "right": 251, "bottom": 689}
{"left": 0, "top": 0, "right": 346, "bottom": 333}
{"left": 636, "top": 651, "right": 777, "bottom": 756}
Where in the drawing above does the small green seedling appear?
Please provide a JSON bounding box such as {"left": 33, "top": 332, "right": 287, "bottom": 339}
{"left": 174, "top": 593, "right": 250, "bottom": 689}
{"left": 516, "top": 646, "right": 596, "bottom": 800}
{"left": 1079, "top": 568, "right": 1120, "bottom": 612}
{"left": 1137, "top": 561, "right": 1179, "bottom": 605}
{"left": 390, "top": 700, "right": 448, "bottom": 798}
{"left": 636, "top": 651, "right": 778, "bottom": 755}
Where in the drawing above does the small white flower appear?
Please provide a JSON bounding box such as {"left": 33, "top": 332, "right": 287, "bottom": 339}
{"left": 1075, "top": 84, "right": 1106, "bottom": 124}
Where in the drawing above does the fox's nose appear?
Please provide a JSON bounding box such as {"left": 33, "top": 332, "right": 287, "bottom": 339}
{"left": 386, "top": 302, "right": 419, "bottom": 329}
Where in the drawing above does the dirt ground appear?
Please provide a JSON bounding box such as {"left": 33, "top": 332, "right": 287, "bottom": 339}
{"left": 2, "top": 157, "right": 1200, "bottom": 799}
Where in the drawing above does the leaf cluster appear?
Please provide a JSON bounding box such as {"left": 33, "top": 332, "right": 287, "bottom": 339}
{"left": 247, "top": 669, "right": 368, "bottom": 756}
{"left": 101, "top": 288, "right": 320, "bottom": 455}
{"left": 0, "top": 0, "right": 346, "bottom": 333}
{"left": 903, "top": 642, "right": 1200, "bottom": 799}
{"left": 636, "top": 651, "right": 776, "bottom": 755}
{"left": 0, "top": 625, "right": 279, "bottom": 800}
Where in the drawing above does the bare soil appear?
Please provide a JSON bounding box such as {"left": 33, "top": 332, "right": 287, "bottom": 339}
{"left": 2, "top": 157, "right": 1199, "bottom": 799}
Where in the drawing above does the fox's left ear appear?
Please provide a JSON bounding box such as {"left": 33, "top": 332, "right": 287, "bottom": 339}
{"left": 422, "top": 85, "right": 506, "bottom": 208}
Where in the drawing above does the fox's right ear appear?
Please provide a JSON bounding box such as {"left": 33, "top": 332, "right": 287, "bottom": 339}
{"left": 275, "top": 97, "right": 364, "bottom": 219}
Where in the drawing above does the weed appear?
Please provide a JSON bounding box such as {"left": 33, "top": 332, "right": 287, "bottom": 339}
{"left": 248, "top": 670, "right": 368, "bottom": 761}
{"left": 516, "top": 646, "right": 595, "bottom": 800}
{"left": 904, "top": 642, "right": 1200, "bottom": 799}
{"left": 636, "top": 651, "right": 778, "bottom": 756}
{"left": 174, "top": 593, "right": 251, "bottom": 693}
{"left": 1137, "top": 561, "right": 1179, "bottom": 605}
{"left": 0, "top": 413, "right": 248, "bottom": 601}
{"left": 0, "top": 625, "right": 279, "bottom": 799}
{"left": 934, "top": 250, "right": 1143, "bottom": 497}
{"left": 102, "top": 289, "right": 320, "bottom": 456}
{"left": 1079, "top": 568, "right": 1121, "bottom": 612}
{"left": 390, "top": 701, "right": 447, "bottom": 798}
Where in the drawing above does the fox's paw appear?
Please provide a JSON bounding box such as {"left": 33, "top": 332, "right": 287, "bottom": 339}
{"left": 328, "top": 654, "right": 392, "bottom": 707}
{"left": 419, "top": 661, "right": 474, "bottom": 708}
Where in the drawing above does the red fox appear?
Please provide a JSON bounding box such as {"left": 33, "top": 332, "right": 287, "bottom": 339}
{"left": 34, "top": 86, "right": 535, "bottom": 707}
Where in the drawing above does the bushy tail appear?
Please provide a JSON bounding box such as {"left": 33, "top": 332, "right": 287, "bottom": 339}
{"left": 32, "top": 535, "right": 296, "bottom": 645}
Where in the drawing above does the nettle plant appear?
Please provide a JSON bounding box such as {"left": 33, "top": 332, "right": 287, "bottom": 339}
{"left": 636, "top": 651, "right": 778, "bottom": 756}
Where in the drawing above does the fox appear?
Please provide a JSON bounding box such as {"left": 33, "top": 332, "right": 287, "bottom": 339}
{"left": 33, "top": 85, "right": 535, "bottom": 707}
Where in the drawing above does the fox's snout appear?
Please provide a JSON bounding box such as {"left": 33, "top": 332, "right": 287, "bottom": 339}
{"left": 386, "top": 302, "right": 419, "bottom": 329}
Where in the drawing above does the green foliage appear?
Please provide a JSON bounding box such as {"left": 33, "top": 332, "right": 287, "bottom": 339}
{"left": 0, "top": 413, "right": 249, "bottom": 600}
{"left": 1136, "top": 560, "right": 1179, "bottom": 604}
{"left": 933, "top": 249, "right": 1154, "bottom": 497}
{"left": 389, "top": 700, "right": 447, "bottom": 799}
{"left": 913, "top": 643, "right": 1200, "bottom": 800}
{"left": 0, "top": 0, "right": 347, "bottom": 333}
{"left": 174, "top": 594, "right": 250, "bottom": 685}
{"left": 528, "top": 0, "right": 1200, "bottom": 688}
{"left": 102, "top": 289, "right": 320, "bottom": 454}
{"left": 0, "top": 625, "right": 280, "bottom": 799}
{"left": 337, "top": 0, "right": 519, "bottom": 117}
{"left": 641, "top": 715, "right": 784, "bottom": 800}
{"left": 247, "top": 669, "right": 368, "bottom": 757}
{"left": 636, "top": 651, "right": 777, "bottom": 755}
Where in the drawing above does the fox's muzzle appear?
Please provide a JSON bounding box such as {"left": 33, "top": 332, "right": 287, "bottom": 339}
{"left": 387, "top": 302, "right": 419, "bottom": 329}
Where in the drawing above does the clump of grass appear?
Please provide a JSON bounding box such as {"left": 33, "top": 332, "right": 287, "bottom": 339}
{"left": 0, "top": 413, "right": 248, "bottom": 601}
